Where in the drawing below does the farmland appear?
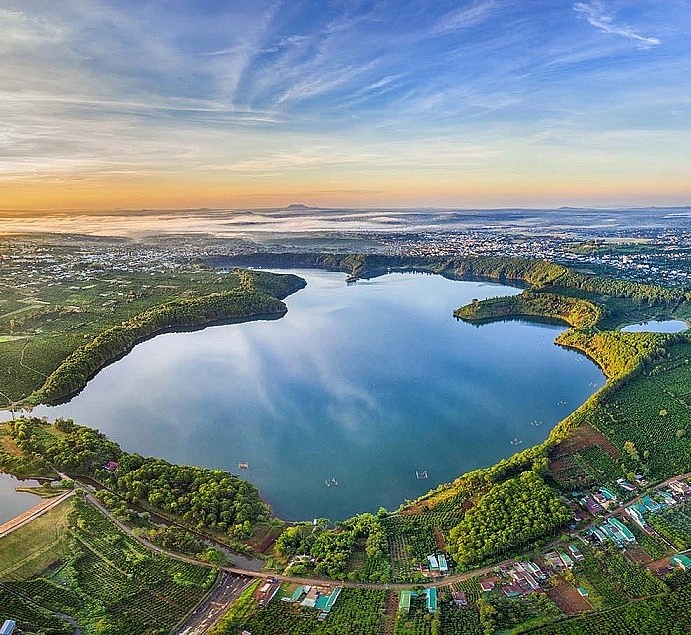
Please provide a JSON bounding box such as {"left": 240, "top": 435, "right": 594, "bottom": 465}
{"left": 4, "top": 246, "right": 691, "bottom": 631}
{"left": 0, "top": 495, "right": 215, "bottom": 634}
{"left": 209, "top": 583, "right": 386, "bottom": 635}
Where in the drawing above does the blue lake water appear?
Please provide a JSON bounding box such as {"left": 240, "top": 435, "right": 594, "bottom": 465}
{"left": 620, "top": 319, "right": 688, "bottom": 333}
{"left": 23, "top": 270, "right": 604, "bottom": 520}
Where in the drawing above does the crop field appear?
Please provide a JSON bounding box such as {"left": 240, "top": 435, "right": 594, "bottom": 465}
{"left": 588, "top": 344, "right": 691, "bottom": 480}
{"left": 647, "top": 501, "right": 691, "bottom": 550}
{"left": 381, "top": 516, "right": 438, "bottom": 580}
{"left": 394, "top": 594, "right": 436, "bottom": 635}
{"left": 0, "top": 244, "right": 303, "bottom": 404}
{"left": 211, "top": 585, "right": 386, "bottom": 635}
{"left": 0, "top": 497, "right": 215, "bottom": 634}
{"left": 571, "top": 547, "right": 666, "bottom": 611}
{"left": 515, "top": 580, "right": 691, "bottom": 634}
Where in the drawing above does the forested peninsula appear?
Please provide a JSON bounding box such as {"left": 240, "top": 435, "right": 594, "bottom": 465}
{"left": 19, "top": 270, "right": 305, "bottom": 406}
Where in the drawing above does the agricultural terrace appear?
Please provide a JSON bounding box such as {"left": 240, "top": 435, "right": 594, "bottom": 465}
{"left": 0, "top": 495, "right": 215, "bottom": 635}
{"left": 0, "top": 253, "right": 304, "bottom": 405}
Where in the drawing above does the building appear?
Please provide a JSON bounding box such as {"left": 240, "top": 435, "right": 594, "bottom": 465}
{"left": 480, "top": 578, "right": 495, "bottom": 592}
{"left": 0, "top": 621, "right": 16, "bottom": 635}
{"left": 427, "top": 555, "right": 439, "bottom": 571}
{"left": 670, "top": 554, "right": 691, "bottom": 571}
{"left": 452, "top": 591, "right": 468, "bottom": 606}
{"left": 625, "top": 505, "right": 647, "bottom": 529}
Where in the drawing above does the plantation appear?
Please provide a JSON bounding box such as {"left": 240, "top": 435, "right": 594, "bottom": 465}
{"left": 0, "top": 251, "right": 305, "bottom": 404}
{"left": 210, "top": 584, "right": 386, "bottom": 635}
{"left": 515, "top": 577, "right": 691, "bottom": 635}
{"left": 647, "top": 501, "right": 691, "bottom": 550}
{"left": 449, "top": 470, "right": 570, "bottom": 566}
{"left": 0, "top": 497, "right": 215, "bottom": 634}
{"left": 589, "top": 341, "right": 691, "bottom": 479}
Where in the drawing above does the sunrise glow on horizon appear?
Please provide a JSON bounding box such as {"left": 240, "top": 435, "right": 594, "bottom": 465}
{"left": 2, "top": 1, "right": 690, "bottom": 211}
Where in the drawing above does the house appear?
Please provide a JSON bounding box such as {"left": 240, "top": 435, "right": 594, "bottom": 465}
{"left": 659, "top": 490, "right": 677, "bottom": 506}
{"left": 568, "top": 545, "right": 584, "bottom": 561}
{"left": 437, "top": 554, "right": 448, "bottom": 573}
{"left": 577, "top": 587, "right": 589, "bottom": 597}
{"left": 582, "top": 496, "right": 603, "bottom": 515}
{"left": 543, "top": 551, "right": 565, "bottom": 569}
{"left": 425, "top": 587, "right": 438, "bottom": 613}
{"left": 607, "top": 518, "right": 636, "bottom": 545}
{"left": 502, "top": 583, "right": 521, "bottom": 598}
{"left": 480, "top": 578, "right": 495, "bottom": 592}
{"left": 452, "top": 591, "right": 468, "bottom": 606}
{"left": 670, "top": 554, "right": 691, "bottom": 571}
{"left": 104, "top": 460, "right": 119, "bottom": 472}
{"left": 558, "top": 551, "right": 574, "bottom": 569}
{"left": 427, "top": 555, "right": 439, "bottom": 571}
{"left": 625, "top": 505, "right": 647, "bottom": 529}
{"left": 640, "top": 495, "right": 662, "bottom": 513}
{"left": 616, "top": 478, "right": 637, "bottom": 493}
{"left": 599, "top": 487, "right": 617, "bottom": 502}
{"left": 0, "top": 621, "right": 16, "bottom": 635}
{"left": 668, "top": 480, "right": 691, "bottom": 496}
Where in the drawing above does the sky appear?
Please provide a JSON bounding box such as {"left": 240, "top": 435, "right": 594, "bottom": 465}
{"left": 1, "top": 0, "right": 691, "bottom": 211}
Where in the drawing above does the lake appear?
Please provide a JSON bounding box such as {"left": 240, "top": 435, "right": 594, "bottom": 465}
{"left": 23, "top": 270, "right": 604, "bottom": 520}
{"left": 0, "top": 472, "right": 42, "bottom": 524}
{"left": 621, "top": 319, "right": 688, "bottom": 333}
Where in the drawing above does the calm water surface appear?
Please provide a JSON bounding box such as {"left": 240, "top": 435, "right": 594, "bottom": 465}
{"left": 26, "top": 271, "right": 604, "bottom": 520}
{"left": 0, "top": 473, "right": 42, "bottom": 524}
{"left": 621, "top": 319, "right": 688, "bottom": 333}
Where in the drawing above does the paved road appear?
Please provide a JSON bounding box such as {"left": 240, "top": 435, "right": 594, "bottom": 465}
{"left": 176, "top": 571, "right": 252, "bottom": 635}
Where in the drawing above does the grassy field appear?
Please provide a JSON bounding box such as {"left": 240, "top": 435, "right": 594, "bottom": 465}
{"left": 0, "top": 497, "right": 73, "bottom": 581}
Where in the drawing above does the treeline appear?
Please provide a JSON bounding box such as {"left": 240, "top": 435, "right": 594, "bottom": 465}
{"left": 454, "top": 291, "right": 602, "bottom": 328}
{"left": 448, "top": 469, "right": 570, "bottom": 566}
{"left": 27, "top": 280, "right": 299, "bottom": 405}
{"left": 211, "top": 252, "right": 688, "bottom": 307}
{"left": 555, "top": 330, "right": 669, "bottom": 380}
{"left": 110, "top": 454, "right": 270, "bottom": 538}
{"left": 8, "top": 418, "right": 270, "bottom": 540}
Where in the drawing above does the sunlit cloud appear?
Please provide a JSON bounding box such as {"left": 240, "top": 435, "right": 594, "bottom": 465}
{"left": 0, "top": 0, "right": 688, "bottom": 209}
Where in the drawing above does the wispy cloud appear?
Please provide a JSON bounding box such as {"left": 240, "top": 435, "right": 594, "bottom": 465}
{"left": 573, "top": 1, "right": 661, "bottom": 48}
{"left": 434, "top": 0, "right": 500, "bottom": 34}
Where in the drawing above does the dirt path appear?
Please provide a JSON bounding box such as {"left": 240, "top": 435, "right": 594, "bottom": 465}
{"left": 0, "top": 490, "right": 73, "bottom": 539}
{"left": 381, "top": 590, "right": 398, "bottom": 635}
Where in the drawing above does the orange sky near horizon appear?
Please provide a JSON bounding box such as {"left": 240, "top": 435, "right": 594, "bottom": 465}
{"left": 2, "top": 172, "right": 690, "bottom": 213}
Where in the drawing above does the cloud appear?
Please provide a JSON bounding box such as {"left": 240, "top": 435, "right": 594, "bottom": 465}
{"left": 434, "top": 0, "right": 500, "bottom": 34}
{"left": 573, "top": 1, "right": 661, "bottom": 48}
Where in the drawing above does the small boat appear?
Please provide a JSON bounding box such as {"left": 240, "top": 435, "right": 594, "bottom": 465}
{"left": 510, "top": 438, "right": 523, "bottom": 446}
{"left": 325, "top": 480, "right": 331, "bottom": 487}
{"left": 238, "top": 462, "right": 249, "bottom": 469}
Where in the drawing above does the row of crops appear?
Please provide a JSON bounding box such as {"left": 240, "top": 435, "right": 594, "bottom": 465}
{"left": 647, "top": 501, "right": 691, "bottom": 550}
{"left": 211, "top": 584, "right": 386, "bottom": 635}
{"left": 1, "top": 498, "right": 215, "bottom": 634}
{"left": 516, "top": 575, "right": 691, "bottom": 634}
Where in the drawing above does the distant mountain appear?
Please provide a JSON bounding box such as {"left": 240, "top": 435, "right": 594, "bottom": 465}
{"left": 285, "top": 204, "right": 312, "bottom": 210}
